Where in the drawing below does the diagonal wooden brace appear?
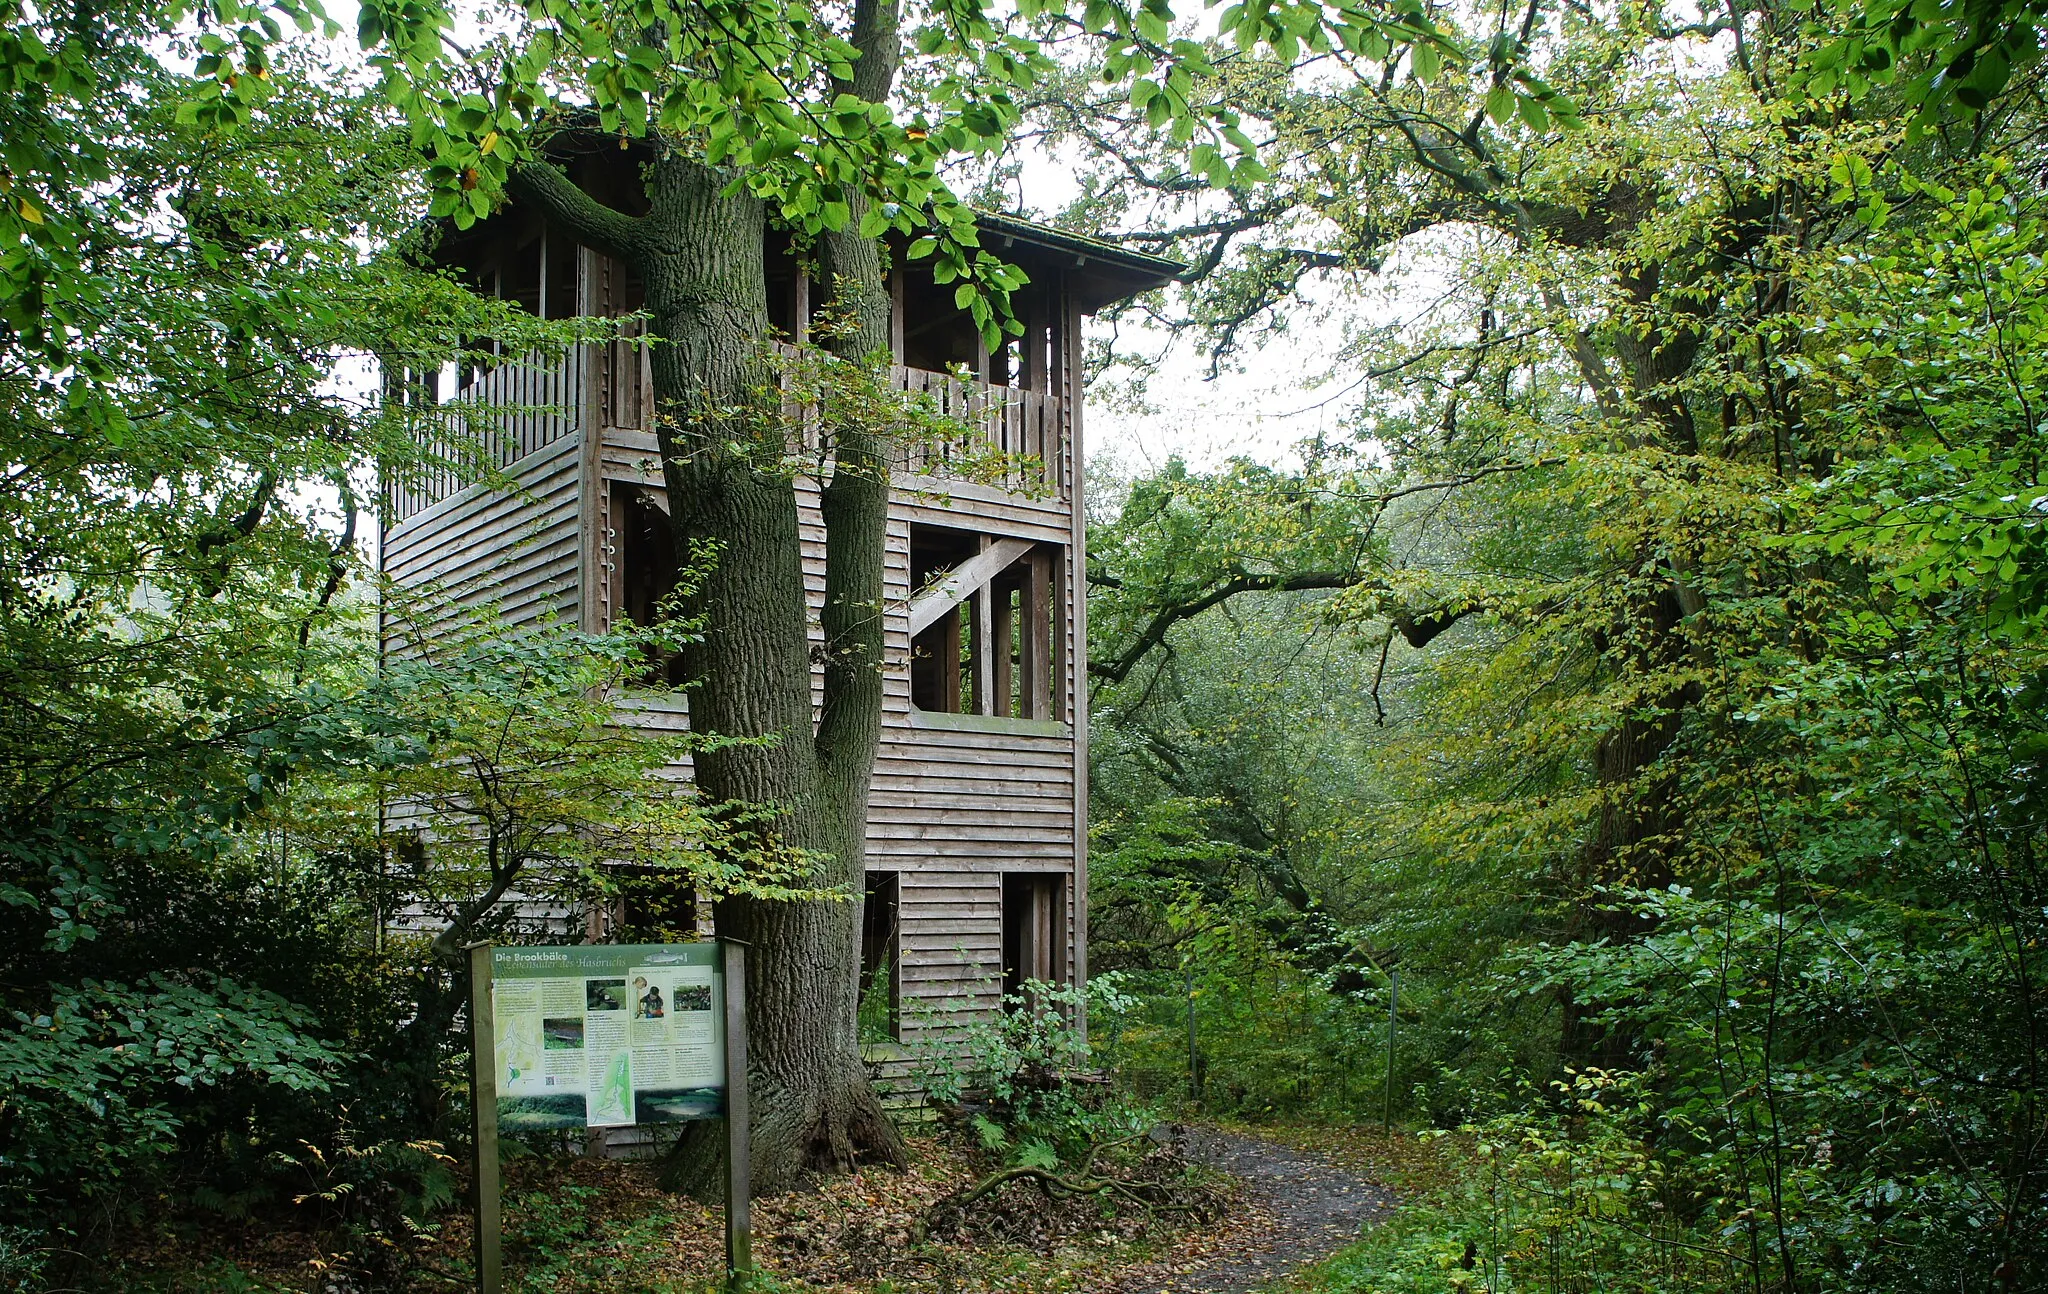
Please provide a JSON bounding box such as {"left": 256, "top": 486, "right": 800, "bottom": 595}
{"left": 906, "top": 536, "right": 1035, "bottom": 637}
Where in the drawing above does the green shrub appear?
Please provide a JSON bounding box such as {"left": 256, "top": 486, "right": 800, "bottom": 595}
{"left": 0, "top": 974, "right": 345, "bottom": 1222}
{"left": 915, "top": 978, "right": 1150, "bottom": 1168}
{"left": 1310, "top": 1070, "right": 1748, "bottom": 1294}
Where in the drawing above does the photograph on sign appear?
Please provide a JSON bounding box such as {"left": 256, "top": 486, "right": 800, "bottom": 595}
{"left": 489, "top": 944, "right": 725, "bottom": 1130}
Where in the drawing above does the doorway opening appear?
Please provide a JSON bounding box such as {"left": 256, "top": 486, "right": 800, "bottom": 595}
{"left": 861, "top": 872, "right": 901, "bottom": 1041}
{"left": 1001, "top": 872, "right": 1065, "bottom": 1001}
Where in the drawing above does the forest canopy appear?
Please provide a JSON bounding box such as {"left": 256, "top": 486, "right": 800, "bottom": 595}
{"left": 1071, "top": 0, "right": 2048, "bottom": 1288}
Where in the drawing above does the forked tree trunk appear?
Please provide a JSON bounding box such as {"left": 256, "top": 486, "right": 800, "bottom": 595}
{"left": 511, "top": 129, "right": 906, "bottom": 1193}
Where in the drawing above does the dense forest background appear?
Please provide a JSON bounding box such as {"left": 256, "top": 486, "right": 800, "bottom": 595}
{"left": 4, "top": 0, "right": 2047, "bottom": 1288}
{"left": 1070, "top": 7, "right": 2048, "bottom": 1286}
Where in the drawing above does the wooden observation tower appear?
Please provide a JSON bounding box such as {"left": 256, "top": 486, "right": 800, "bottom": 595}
{"left": 378, "top": 156, "right": 1177, "bottom": 1056}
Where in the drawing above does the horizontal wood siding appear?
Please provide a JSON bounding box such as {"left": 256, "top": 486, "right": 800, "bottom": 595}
{"left": 380, "top": 436, "right": 583, "bottom": 654}
{"left": 598, "top": 425, "right": 1076, "bottom": 1040}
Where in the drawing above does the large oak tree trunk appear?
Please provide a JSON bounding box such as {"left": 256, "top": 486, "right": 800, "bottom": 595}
{"left": 701, "top": 0, "right": 911, "bottom": 1184}
{"left": 511, "top": 132, "right": 906, "bottom": 1193}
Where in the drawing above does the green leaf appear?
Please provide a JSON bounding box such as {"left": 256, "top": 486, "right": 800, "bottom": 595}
{"left": 1485, "top": 83, "right": 1515, "bottom": 124}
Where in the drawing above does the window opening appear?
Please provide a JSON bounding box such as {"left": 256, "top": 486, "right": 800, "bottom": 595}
{"left": 909, "top": 525, "right": 977, "bottom": 712}
{"left": 1001, "top": 872, "right": 1065, "bottom": 1001}
{"left": 612, "top": 484, "right": 688, "bottom": 686}
{"left": 909, "top": 525, "right": 1059, "bottom": 720}
{"left": 860, "top": 872, "right": 901, "bottom": 1042}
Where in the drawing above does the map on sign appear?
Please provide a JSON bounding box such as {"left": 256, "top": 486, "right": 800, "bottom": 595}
{"left": 491, "top": 944, "right": 725, "bottom": 1130}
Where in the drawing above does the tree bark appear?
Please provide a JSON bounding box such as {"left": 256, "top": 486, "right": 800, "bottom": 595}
{"left": 712, "top": 0, "right": 913, "bottom": 1183}
{"left": 513, "top": 132, "right": 905, "bottom": 1193}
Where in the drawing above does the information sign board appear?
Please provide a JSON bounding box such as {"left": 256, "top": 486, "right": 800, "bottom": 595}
{"left": 468, "top": 940, "right": 751, "bottom": 1292}
{"left": 488, "top": 943, "right": 726, "bottom": 1130}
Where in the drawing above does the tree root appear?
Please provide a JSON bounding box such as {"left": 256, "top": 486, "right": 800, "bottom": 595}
{"left": 925, "top": 1128, "right": 1218, "bottom": 1242}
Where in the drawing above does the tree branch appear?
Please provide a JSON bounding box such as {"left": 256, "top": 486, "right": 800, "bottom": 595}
{"left": 507, "top": 160, "right": 647, "bottom": 264}
{"left": 1092, "top": 571, "right": 1363, "bottom": 683}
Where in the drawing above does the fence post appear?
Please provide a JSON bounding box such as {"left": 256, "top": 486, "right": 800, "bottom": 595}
{"left": 1185, "top": 966, "right": 1200, "bottom": 1105}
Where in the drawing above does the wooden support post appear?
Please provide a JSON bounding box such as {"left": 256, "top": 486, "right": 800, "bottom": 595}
{"left": 1064, "top": 280, "right": 1091, "bottom": 1041}
{"left": 973, "top": 592, "right": 996, "bottom": 716}
{"left": 888, "top": 266, "right": 905, "bottom": 361}
{"left": 1050, "top": 540, "right": 1068, "bottom": 725}
{"left": 1037, "top": 877, "right": 1059, "bottom": 983}
{"left": 1022, "top": 550, "right": 1050, "bottom": 720}
{"left": 468, "top": 944, "right": 502, "bottom": 1294}
{"left": 723, "top": 940, "right": 754, "bottom": 1288}
{"left": 973, "top": 538, "right": 996, "bottom": 716}
{"left": 793, "top": 272, "right": 810, "bottom": 345}
{"left": 940, "top": 607, "right": 963, "bottom": 714}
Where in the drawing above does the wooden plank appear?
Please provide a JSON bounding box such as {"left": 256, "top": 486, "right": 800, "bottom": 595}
{"left": 391, "top": 509, "right": 579, "bottom": 594}
{"left": 876, "top": 830, "right": 1071, "bottom": 852}
{"left": 384, "top": 484, "right": 583, "bottom": 577}
{"left": 382, "top": 436, "right": 582, "bottom": 554}
{"left": 900, "top": 909, "right": 1004, "bottom": 926}
{"left": 898, "top": 901, "right": 1003, "bottom": 919}
{"left": 891, "top": 487, "right": 1071, "bottom": 538}
{"left": 906, "top": 536, "right": 1033, "bottom": 637}
{"left": 384, "top": 463, "right": 583, "bottom": 569}
{"left": 865, "top": 840, "right": 1071, "bottom": 860}
{"left": 578, "top": 342, "right": 604, "bottom": 634}
{"left": 939, "top": 603, "right": 962, "bottom": 713}
{"left": 889, "top": 718, "right": 1074, "bottom": 747}
{"left": 873, "top": 749, "right": 1074, "bottom": 774}
{"left": 1023, "top": 549, "right": 1050, "bottom": 720}
{"left": 867, "top": 800, "right": 1074, "bottom": 822}
{"left": 872, "top": 780, "right": 1076, "bottom": 802}
{"left": 991, "top": 578, "right": 1014, "bottom": 718}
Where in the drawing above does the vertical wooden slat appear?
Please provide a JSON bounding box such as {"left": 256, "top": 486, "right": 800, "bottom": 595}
{"left": 1023, "top": 550, "right": 1050, "bottom": 720}
{"left": 940, "top": 605, "right": 963, "bottom": 714}
{"left": 992, "top": 579, "right": 1014, "bottom": 718}
{"left": 1023, "top": 292, "right": 1047, "bottom": 393}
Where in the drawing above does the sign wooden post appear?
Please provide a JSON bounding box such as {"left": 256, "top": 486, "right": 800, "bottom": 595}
{"left": 467, "top": 943, "right": 503, "bottom": 1294}
{"left": 722, "top": 939, "right": 753, "bottom": 1288}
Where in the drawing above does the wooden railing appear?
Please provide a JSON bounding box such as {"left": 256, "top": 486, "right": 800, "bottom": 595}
{"left": 388, "top": 347, "right": 588, "bottom": 522}
{"left": 603, "top": 326, "right": 1068, "bottom": 499}
{"left": 889, "top": 366, "right": 1063, "bottom": 498}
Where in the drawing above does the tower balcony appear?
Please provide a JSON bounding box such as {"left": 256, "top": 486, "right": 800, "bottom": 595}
{"left": 600, "top": 326, "right": 1071, "bottom": 501}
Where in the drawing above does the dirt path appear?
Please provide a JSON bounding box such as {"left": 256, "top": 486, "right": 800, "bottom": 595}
{"left": 1091, "top": 1126, "right": 1395, "bottom": 1293}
